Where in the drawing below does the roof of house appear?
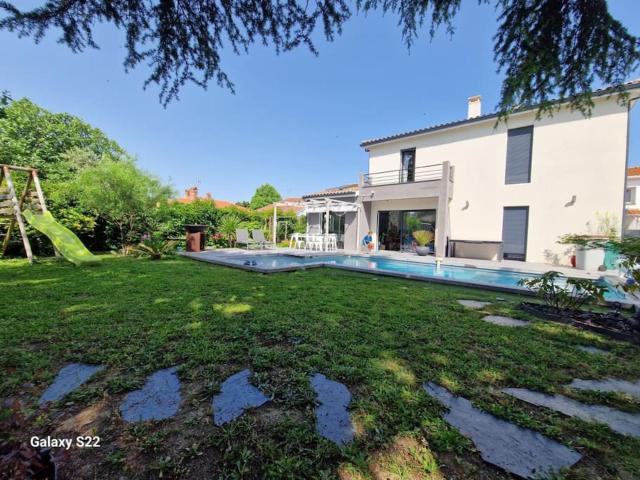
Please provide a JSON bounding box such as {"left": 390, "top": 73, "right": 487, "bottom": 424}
{"left": 172, "top": 187, "right": 249, "bottom": 210}
{"left": 628, "top": 167, "right": 640, "bottom": 177}
{"left": 302, "top": 184, "right": 359, "bottom": 199}
{"left": 257, "top": 197, "right": 305, "bottom": 213}
{"left": 360, "top": 79, "right": 640, "bottom": 148}
{"left": 215, "top": 199, "right": 250, "bottom": 211}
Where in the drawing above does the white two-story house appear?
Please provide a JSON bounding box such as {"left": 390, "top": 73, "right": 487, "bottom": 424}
{"left": 304, "top": 80, "right": 639, "bottom": 265}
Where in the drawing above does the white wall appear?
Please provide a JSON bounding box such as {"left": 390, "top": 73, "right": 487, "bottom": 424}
{"left": 365, "top": 96, "right": 630, "bottom": 264}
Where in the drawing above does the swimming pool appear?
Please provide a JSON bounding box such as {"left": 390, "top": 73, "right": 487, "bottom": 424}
{"left": 188, "top": 253, "right": 626, "bottom": 302}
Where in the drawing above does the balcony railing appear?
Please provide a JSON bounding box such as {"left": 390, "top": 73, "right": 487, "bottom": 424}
{"left": 362, "top": 163, "right": 443, "bottom": 187}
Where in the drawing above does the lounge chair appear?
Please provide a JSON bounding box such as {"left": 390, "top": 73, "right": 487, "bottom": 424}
{"left": 236, "top": 229, "right": 258, "bottom": 249}
{"left": 252, "top": 229, "right": 274, "bottom": 249}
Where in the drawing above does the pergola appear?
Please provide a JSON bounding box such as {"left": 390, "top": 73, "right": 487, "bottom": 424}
{"left": 299, "top": 197, "right": 361, "bottom": 249}
{"left": 268, "top": 197, "right": 361, "bottom": 248}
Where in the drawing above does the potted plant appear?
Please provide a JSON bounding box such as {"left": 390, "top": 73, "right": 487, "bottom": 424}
{"left": 413, "top": 230, "right": 434, "bottom": 256}
{"left": 559, "top": 212, "right": 618, "bottom": 271}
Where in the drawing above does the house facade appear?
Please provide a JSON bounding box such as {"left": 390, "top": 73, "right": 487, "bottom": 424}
{"left": 306, "top": 80, "right": 639, "bottom": 265}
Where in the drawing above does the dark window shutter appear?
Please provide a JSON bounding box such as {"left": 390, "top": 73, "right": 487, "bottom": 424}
{"left": 505, "top": 126, "right": 533, "bottom": 184}
{"left": 502, "top": 207, "right": 528, "bottom": 261}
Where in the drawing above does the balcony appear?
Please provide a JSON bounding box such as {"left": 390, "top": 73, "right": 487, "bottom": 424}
{"left": 362, "top": 163, "right": 443, "bottom": 186}
{"left": 359, "top": 162, "right": 453, "bottom": 202}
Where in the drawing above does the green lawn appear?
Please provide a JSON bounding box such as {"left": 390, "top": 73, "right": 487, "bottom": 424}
{"left": 1, "top": 256, "right": 640, "bottom": 479}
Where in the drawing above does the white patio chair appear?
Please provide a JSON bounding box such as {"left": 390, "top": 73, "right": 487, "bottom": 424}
{"left": 291, "top": 233, "right": 305, "bottom": 249}
{"left": 326, "top": 234, "right": 337, "bottom": 251}
{"left": 306, "top": 234, "right": 323, "bottom": 251}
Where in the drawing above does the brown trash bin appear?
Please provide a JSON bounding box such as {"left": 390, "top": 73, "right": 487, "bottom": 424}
{"left": 185, "top": 224, "right": 207, "bottom": 252}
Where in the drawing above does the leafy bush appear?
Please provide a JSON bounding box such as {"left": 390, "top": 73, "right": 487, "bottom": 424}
{"left": 518, "top": 271, "right": 605, "bottom": 312}
{"left": 412, "top": 230, "right": 434, "bottom": 247}
{"left": 154, "top": 200, "right": 219, "bottom": 239}
{"left": 132, "top": 237, "right": 177, "bottom": 260}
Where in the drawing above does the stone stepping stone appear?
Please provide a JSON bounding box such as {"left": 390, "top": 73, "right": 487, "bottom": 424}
{"left": 503, "top": 388, "right": 640, "bottom": 438}
{"left": 567, "top": 378, "right": 640, "bottom": 400}
{"left": 120, "top": 367, "right": 181, "bottom": 422}
{"left": 458, "top": 299, "right": 491, "bottom": 309}
{"left": 311, "top": 373, "right": 354, "bottom": 446}
{"left": 212, "top": 369, "right": 269, "bottom": 426}
{"left": 482, "top": 315, "right": 530, "bottom": 327}
{"left": 575, "top": 345, "right": 608, "bottom": 355}
{"left": 424, "top": 383, "right": 581, "bottom": 479}
{"left": 39, "top": 363, "right": 105, "bottom": 406}
{"left": 423, "top": 382, "right": 582, "bottom": 478}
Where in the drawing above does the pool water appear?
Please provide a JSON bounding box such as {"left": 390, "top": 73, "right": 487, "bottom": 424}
{"left": 212, "top": 254, "right": 626, "bottom": 301}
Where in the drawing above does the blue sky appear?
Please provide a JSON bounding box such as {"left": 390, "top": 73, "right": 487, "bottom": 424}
{"left": 2, "top": 1, "right": 639, "bottom": 202}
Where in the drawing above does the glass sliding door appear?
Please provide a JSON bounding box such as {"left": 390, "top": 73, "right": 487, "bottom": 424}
{"left": 378, "top": 209, "right": 436, "bottom": 252}
{"left": 401, "top": 210, "right": 436, "bottom": 252}
{"left": 320, "top": 212, "right": 346, "bottom": 248}
{"left": 378, "top": 211, "right": 402, "bottom": 251}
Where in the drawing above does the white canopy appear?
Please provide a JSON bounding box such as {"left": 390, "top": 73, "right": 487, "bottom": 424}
{"left": 302, "top": 197, "right": 359, "bottom": 214}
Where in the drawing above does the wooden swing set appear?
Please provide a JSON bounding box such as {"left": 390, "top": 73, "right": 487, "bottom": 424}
{"left": 0, "top": 164, "right": 49, "bottom": 263}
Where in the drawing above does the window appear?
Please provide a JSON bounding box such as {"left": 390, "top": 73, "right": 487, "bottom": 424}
{"left": 400, "top": 148, "right": 416, "bottom": 182}
{"left": 505, "top": 126, "right": 533, "bottom": 184}
{"left": 502, "top": 207, "right": 529, "bottom": 261}
{"left": 626, "top": 187, "right": 636, "bottom": 204}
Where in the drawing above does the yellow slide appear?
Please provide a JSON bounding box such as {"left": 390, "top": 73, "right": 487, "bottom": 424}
{"left": 22, "top": 210, "right": 100, "bottom": 266}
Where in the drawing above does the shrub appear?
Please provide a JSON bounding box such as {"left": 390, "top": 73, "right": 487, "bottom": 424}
{"left": 413, "top": 230, "right": 434, "bottom": 247}
{"left": 518, "top": 271, "right": 605, "bottom": 312}
{"left": 132, "top": 237, "right": 177, "bottom": 260}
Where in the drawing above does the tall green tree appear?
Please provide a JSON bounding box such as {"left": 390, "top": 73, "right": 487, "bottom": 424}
{"left": 250, "top": 184, "right": 281, "bottom": 210}
{"left": 70, "top": 159, "right": 173, "bottom": 249}
{"left": 0, "top": 97, "right": 125, "bottom": 180}
{"left": 1, "top": 1, "right": 637, "bottom": 114}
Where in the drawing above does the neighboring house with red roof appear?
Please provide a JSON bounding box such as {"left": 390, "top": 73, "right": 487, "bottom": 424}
{"left": 256, "top": 197, "right": 305, "bottom": 215}
{"left": 173, "top": 186, "right": 249, "bottom": 211}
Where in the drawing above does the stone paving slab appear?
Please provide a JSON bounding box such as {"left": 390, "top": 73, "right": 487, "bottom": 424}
{"left": 212, "top": 369, "right": 269, "bottom": 426}
{"left": 567, "top": 378, "right": 640, "bottom": 400}
{"left": 120, "top": 367, "right": 181, "bottom": 422}
{"left": 575, "top": 345, "right": 609, "bottom": 355}
{"left": 503, "top": 388, "right": 640, "bottom": 438}
{"left": 311, "top": 373, "right": 354, "bottom": 446}
{"left": 482, "top": 315, "right": 531, "bottom": 327}
{"left": 458, "top": 300, "right": 491, "bottom": 309}
{"left": 39, "top": 363, "right": 105, "bottom": 406}
{"left": 424, "top": 382, "right": 581, "bottom": 479}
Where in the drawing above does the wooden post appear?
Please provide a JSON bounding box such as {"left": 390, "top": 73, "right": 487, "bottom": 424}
{"left": 31, "top": 170, "right": 48, "bottom": 212}
{"left": 1, "top": 166, "right": 34, "bottom": 263}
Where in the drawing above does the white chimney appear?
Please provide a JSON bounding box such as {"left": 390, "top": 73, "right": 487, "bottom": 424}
{"left": 467, "top": 95, "right": 481, "bottom": 119}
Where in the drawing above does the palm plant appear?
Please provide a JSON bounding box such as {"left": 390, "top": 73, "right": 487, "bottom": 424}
{"left": 218, "top": 215, "right": 242, "bottom": 246}
{"left": 413, "top": 230, "right": 434, "bottom": 247}
{"left": 132, "top": 237, "right": 176, "bottom": 260}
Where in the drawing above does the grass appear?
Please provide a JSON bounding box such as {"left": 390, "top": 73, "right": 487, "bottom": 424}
{"left": 1, "top": 255, "right": 640, "bottom": 479}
